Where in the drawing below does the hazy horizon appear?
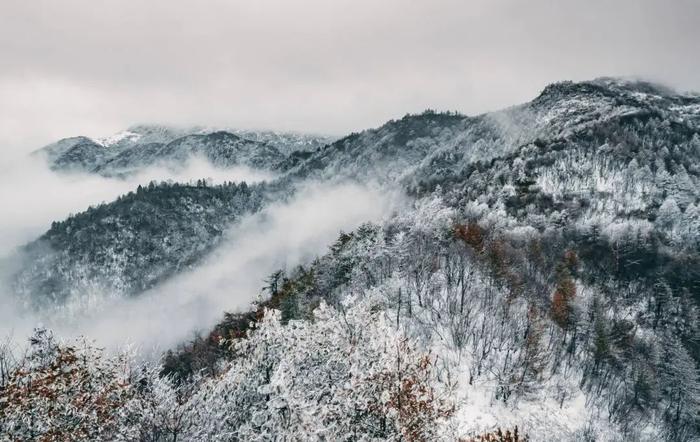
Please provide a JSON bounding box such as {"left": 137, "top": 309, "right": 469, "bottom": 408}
{"left": 2, "top": 0, "right": 699, "bottom": 155}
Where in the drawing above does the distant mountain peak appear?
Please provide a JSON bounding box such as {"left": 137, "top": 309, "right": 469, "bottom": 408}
{"left": 590, "top": 76, "right": 679, "bottom": 95}
{"left": 535, "top": 77, "right": 687, "bottom": 107}
{"left": 34, "top": 126, "right": 335, "bottom": 176}
{"left": 96, "top": 130, "right": 142, "bottom": 147}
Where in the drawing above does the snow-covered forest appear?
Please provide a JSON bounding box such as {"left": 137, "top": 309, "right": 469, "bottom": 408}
{"left": 1, "top": 78, "right": 699, "bottom": 441}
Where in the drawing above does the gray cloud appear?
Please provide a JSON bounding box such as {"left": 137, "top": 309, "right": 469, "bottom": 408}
{"left": 1, "top": 0, "right": 699, "bottom": 152}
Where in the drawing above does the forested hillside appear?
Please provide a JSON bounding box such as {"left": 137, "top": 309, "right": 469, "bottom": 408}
{"left": 2, "top": 78, "right": 699, "bottom": 441}
{"left": 14, "top": 181, "right": 267, "bottom": 312}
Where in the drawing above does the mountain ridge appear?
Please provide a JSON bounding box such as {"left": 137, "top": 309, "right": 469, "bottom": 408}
{"left": 34, "top": 125, "right": 336, "bottom": 176}
{"left": 5, "top": 76, "right": 700, "bottom": 441}
{"left": 18, "top": 77, "right": 700, "bottom": 311}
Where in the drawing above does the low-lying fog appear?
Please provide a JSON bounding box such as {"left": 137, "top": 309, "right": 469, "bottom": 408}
{"left": 0, "top": 154, "right": 401, "bottom": 356}
{"left": 0, "top": 155, "right": 275, "bottom": 254}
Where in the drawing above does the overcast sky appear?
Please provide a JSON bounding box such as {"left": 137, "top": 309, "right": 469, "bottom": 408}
{"left": 1, "top": 0, "right": 699, "bottom": 153}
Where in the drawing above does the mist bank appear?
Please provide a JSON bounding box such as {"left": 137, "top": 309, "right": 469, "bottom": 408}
{"left": 0, "top": 155, "right": 275, "bottom": 256}
{"left": 0, "top": 177, "right": 404, "bottom": 354}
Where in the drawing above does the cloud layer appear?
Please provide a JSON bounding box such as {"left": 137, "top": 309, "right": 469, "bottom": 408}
{"left": 2, "top": 0, "right": 699, "bottom": 152}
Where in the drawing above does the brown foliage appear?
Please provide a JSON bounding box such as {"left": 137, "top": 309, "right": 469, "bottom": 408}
{"left": 563, "top": 249, "right": 578, "bottom": 273}
{"left": 550, "top": 260, "right": 577, "bottom": 330}
{"left": 0, "top": 343, "right": 133, "bottom": 441}
{"left": 455, "top": 222, "right": 527, "bottom": 300}
{"left": 367, "top": 343, "right": 453, "bottom": 441}
{"left": 388, "top": 356, "right": 453, "bottom": 441}
{"left": 551, "top": 289, "right": 570, "bottom": 329}
{"left": 455, "top": 222, "right": 485, "bottom": 251}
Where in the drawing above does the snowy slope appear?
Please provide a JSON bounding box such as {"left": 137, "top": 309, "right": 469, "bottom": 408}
{"left": 6, "top": 77, "right": 700, "bottom": 441}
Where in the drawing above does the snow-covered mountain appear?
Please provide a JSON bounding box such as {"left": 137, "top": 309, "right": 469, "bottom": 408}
{"left": 34, "top": 125, "right": 335, "bottom": 176}
{"left": 4, "top": 78, "right": 700, "bottom": 441}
